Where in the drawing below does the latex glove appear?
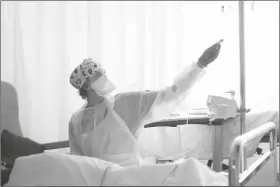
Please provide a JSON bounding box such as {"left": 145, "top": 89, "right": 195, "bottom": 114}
{"left": 197, "top": 39, "right": 223, "bottom": 68}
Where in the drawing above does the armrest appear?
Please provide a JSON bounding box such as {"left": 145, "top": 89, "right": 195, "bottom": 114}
{"left": 1, "top": 167, "right": 12, "bottom": 186}
{"left": 42, "top": 140, "right": 69, "bottom": 150}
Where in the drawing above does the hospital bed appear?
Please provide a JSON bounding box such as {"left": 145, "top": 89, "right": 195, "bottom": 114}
{"left": 1, "top": 80, "right": 278, "bottom": 185}
{"left": 1, "top": 1, "right": 279, "bottom": 185}
{"left": 2, "top": 110, "right": 278, "bottom": 186}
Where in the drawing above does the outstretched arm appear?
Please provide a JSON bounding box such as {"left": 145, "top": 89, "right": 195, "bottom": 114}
{"left": 144, "top": 41, "right": 223, "bottom": 123}
{"left": 144, "top": 62, "right": 205, "bottom": 123}
{"left": 114, "top": 63, "right": 204, "bottom": 134}
{"left": 114, "top": 41, "right": 222, "bottom": 133}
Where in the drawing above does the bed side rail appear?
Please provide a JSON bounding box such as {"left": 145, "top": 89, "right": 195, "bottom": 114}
{"left": 229, "top": 122, "right": 278, "bottom": 186}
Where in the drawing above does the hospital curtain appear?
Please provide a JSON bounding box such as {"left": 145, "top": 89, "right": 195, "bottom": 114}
{"left": 1, "top": 1, "right": 278, "bottom": 144}
{"left": 1, "top": 1, "right": 90, "bottom": 143}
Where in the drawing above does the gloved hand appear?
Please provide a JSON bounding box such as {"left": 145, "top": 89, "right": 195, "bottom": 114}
{"left": 197, "top": 39, "right": 223, "bottom": 68}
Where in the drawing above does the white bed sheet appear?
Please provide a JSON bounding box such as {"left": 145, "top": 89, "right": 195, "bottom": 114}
{"left": 6, "top": 153, "right": 228, "bottom": 186}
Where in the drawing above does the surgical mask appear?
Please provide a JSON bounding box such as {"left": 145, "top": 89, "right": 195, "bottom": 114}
{"left": 90, "top": 75, "right": 116, "bottom": 96}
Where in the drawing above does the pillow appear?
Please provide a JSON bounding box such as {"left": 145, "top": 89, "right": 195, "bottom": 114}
{"left": 1, "top": 130, "right": 44, "bottom": 166}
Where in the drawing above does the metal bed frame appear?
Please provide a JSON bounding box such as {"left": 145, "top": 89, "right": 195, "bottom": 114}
{"left": 229, "top": 122, "right": 278, "bottom": 186}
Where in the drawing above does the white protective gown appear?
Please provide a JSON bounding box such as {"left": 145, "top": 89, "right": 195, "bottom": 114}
{"left": 69, "top": 62, "right": 205, "bottom": 166}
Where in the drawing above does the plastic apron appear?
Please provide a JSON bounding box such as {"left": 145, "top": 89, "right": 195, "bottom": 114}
{"left": 77, "top": 97, "right": 142, "bottom": 167}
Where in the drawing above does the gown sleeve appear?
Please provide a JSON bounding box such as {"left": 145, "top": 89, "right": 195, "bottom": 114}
{"left": 69, "top": 120, "right": 83, "bottom": 155}
{"left": 114, "top": 62, "right": 206, "bottom": 133}
{"left": 144, "top": 62, "right": 205, "bottom": 124}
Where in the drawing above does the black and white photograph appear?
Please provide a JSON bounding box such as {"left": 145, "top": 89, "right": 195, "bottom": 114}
{"left": 1, "top": 1, "right": 279, "bottom": 186}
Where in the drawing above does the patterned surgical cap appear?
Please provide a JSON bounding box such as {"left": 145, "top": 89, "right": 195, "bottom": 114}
{"left": 70, "top": 58, "right": 106, "bottom": 90}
